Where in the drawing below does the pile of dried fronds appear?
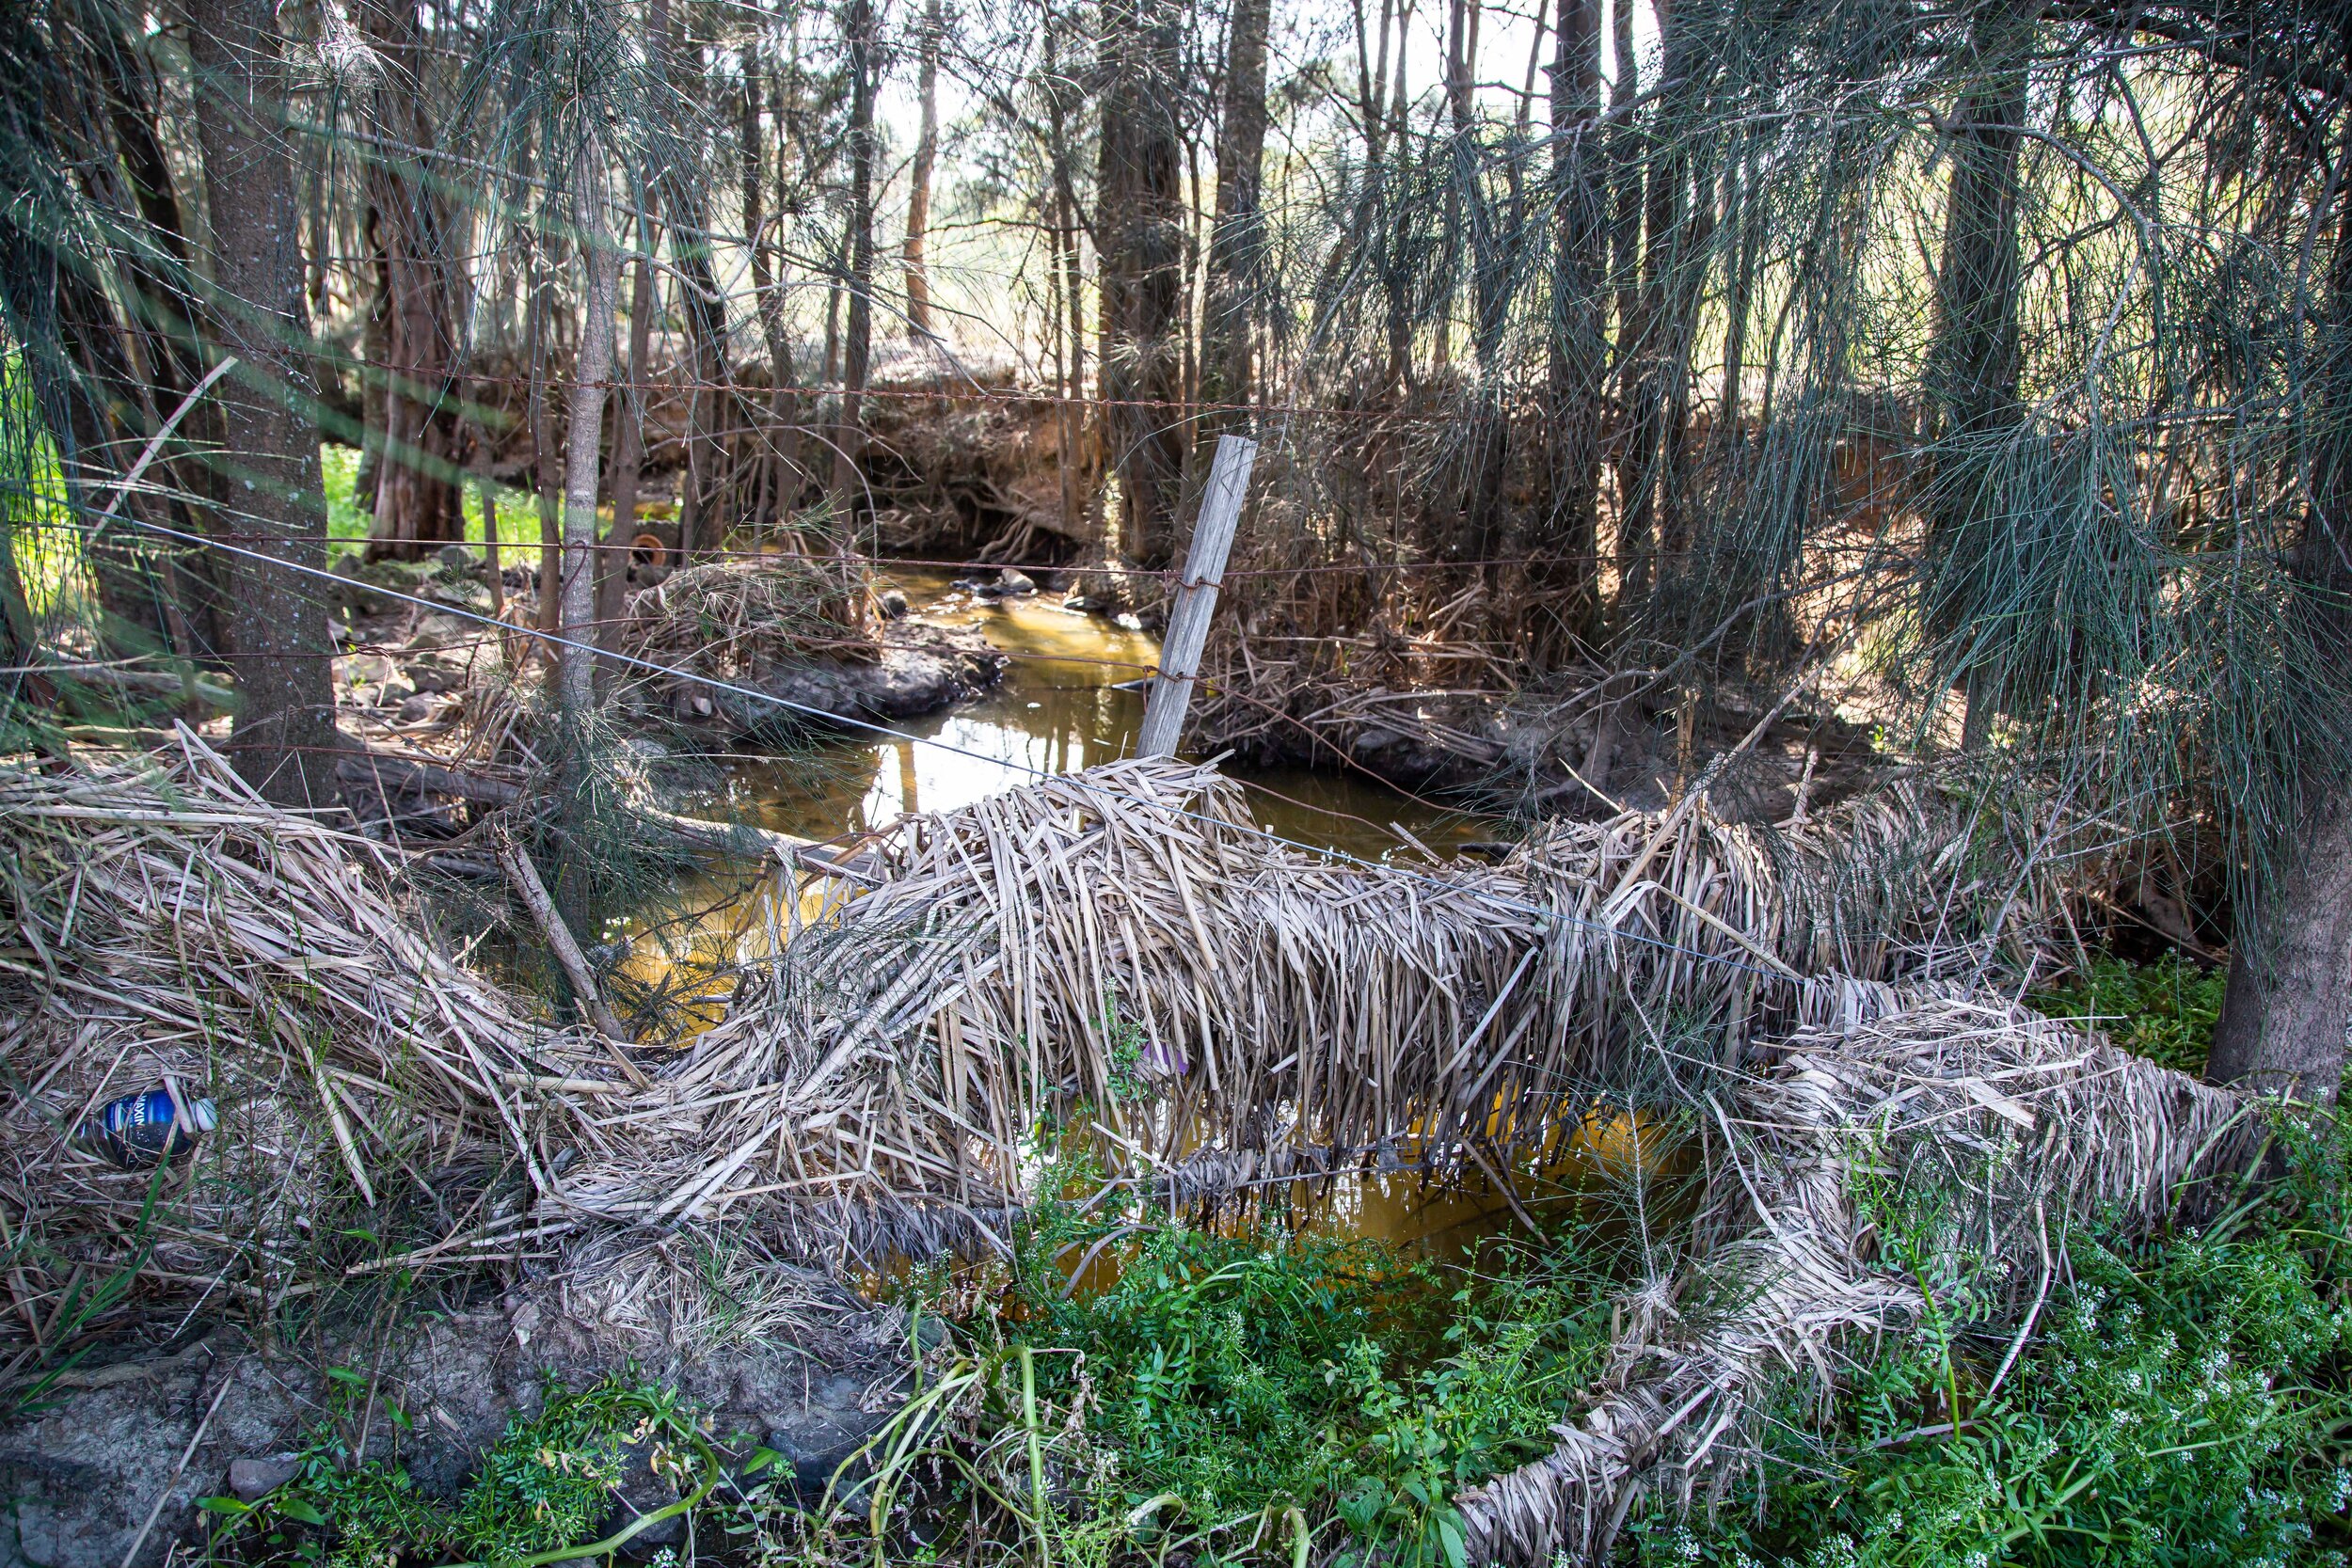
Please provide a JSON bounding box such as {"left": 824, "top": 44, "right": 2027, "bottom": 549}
{"left": 1454, "top": 994, "right": 2266, "bottom": 1565}
{"left": 550, "top": 757, "right": 2050, "bottom": 1236}
{"left": 0, "top": 737, "right": 2063, "bottom": 1294}
{"left": 0, "top": 731, "right": 599, "bottom": 1343}
{"left": 620, "top": 553, "right": 876, "bottom": 691}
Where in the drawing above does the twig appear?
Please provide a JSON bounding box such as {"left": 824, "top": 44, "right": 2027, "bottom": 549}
{"left": 119, "top": 1362, "right": 233, "bottom": 1568}
{"left": 492, "top": 832, "right": 636, "bottom": 1053}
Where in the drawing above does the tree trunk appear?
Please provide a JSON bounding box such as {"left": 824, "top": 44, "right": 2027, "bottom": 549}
{"left": 354, "top": 0, "right": 461, "bottom": 561}
{"left": 0, "top": 15, "right": 197, "bottom": 666}
{"left": 1042, "top": 19, "right": 1089, "bottom": 536}
{"left": 2210, "top": 789, "right": 2352, "bottom": 1099}
{"left": 1531, "top": 0, "right": 1604, "bottom": 661}
{"left": 100, "top": 31, "right": 229, "bottom": 660}
{"left": 661, "top": 1, "right": 728, "bottom": 559}
{"left": 1097, "top": 0, "right": 1184, "bottom": 565}
{"left": 187, "top": 0, "right": 342, "bottom": 805}
{"left": 831, "top": 0, "right": 878, "bottom": 515}
{"left": 1924, "top": 5, "right": 2031, "bottom": 750}
{"left": 528, "top": 245, "right": 562, "bottom": 648}
{"left": 1382, "top": 0, "right": 1415, "bottom": 391}
{"left": 556, "top": 135, "right": 621, "bottom": 724}
{"left": 1200, "top": 0, "right": 1270, "bottom": 423}
{"left": 902, "top": 0, "right": 943, "bottom": 341}
{"left": 741, "top": 43, "right": 802, "bottom": 538}
{"left": 597, "top": 214, "right": 657, "bottom": 661}
{"left": 1605, "top": 0, "right": 1640, "bottom": 370}
{"left": 2, "top": 219, "right": 178, "bottom": 660}
{"left": 1613, "top": 0, "right": 1692, "bottom": 616}
{"left": 2209, "top": 20, "right": 2352, "bottom": 1097}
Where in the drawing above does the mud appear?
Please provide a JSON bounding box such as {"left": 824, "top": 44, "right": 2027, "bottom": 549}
{"left": 691, "top": 620, "right": 1008, "bottom": 737}
{"left": 0, "top": 1278, "right": 913, "bottom": 1568}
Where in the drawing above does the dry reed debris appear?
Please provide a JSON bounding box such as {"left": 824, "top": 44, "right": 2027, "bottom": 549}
{"left": 1454, "top": 995, "right": 2265, "bottom": 1565}
{"left": 0, "top": 729, "right": 607, "bottom": 1340}
{"left": 563, "top": 756, "right": 2049, "bottom": 1236}
{"left": 0, "top": 734, "right": 2061, "bottom": 1308}
{"left": 620, "top": 553, "right": 876, "bottom": 689}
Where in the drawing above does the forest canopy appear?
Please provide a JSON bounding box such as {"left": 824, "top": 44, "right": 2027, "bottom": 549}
{"left": 3, "top": 0, "right": 2351, "bottom": 1076}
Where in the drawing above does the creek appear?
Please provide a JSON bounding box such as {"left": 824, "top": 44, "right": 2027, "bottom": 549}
{"left": 675, "top": 567, "right": 1486, "bottom": 857}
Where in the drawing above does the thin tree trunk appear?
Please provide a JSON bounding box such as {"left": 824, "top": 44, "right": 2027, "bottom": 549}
{"left": 1200, "top": 0, "right": 1270, "bottom": 423}
{"left": 2, "top": 147, "right": 181, "bottom": 663}
{"left": 1383, "top": 0, "right": 1415, "bottom": 390}
{"left": 661, "top": 1, "right": 727, "bottom": 560}
{"left": 1043, "top": 17, "right": 1089, "bottom": 536}
{"left": 471, "top": 406, "right": 504, "bottom": 632}
{"left": 1614, "top": 0, "right": 1693, "bottom": 616}
{"left": 741, "top": 42, "right": 801, "bottom": 539}
{"left": 1605, "top": 0, "right": 1640, "bottom": 369}
{"left": 1534, "top": 0, "right": 1604, "bottom": 661}
{"left": 187, "top": 0, "right": 342, "bottom": 805}
{"left": 556, "top": 135, "right": 621, "bottom": 724}
{"left": 528, "top": 249, "right": 561, "bottom": 647}
{"left": 1437, "top": 0, "right": 1479, "bottom": 376}
{"left": 1718, "top": 131, "right": 1761, "bottom": 476}
{"left": 97, "top": 27, "right": 228, "bottom": 658}
{"left": 354, "top": 0, "right": 461, "bottom": 561}
{"left": 1924, "top": 5, "right": 2031, "bottom": 751}
{"left": 598, "top": 213, "right": 657, "bottom": 661}
{"left": 902, "top": 0, "right": 943, "bottom": 341}
{"left": 831, "top": 0, "right": 878, "bottom": 515}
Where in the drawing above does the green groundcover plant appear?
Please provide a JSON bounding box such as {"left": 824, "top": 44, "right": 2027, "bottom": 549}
{"left": 1635, "top": 1105, "right": 2352, "bottom": 1568}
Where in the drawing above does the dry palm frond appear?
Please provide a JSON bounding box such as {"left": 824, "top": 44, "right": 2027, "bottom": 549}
{"left": 0, "top": 737, "right": 2059, "bottom": 1297}
{"left": 619, "top": 553, "right": 877, "bottom": 689}
{"left": 1455, "top": 995, "right": 2265, "bottom": 1566}
{"left": 552, "top": 1226, "right": 902, "bottom": 1361}
{"left": 551, "top": 756, "right": 2044, "bottom": 1231}
{"left": 0, "top": 728, "right": 599, "bottom": 1323}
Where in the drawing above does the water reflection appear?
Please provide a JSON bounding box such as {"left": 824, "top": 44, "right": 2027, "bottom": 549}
{"left": 687, "top": 569, "right": 1484, "bottom": 863}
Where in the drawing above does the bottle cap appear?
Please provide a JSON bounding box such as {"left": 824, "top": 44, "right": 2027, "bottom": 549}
{"left": 188, "top": 1098, "right": 218, "bottom": 1134}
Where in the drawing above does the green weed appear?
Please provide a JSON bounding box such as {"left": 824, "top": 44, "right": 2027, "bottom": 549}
{"left": 2030, "top": 954, "right": 2226, "bottom": 1076}
{"left": 206, "top": 1373, "right": 716, "bottom": 1568}
{"left": 916, "top": 1172, "right": 1625, "bottom": 1568}
{"left": 1635, "top": 1110, "right": 2352, "bottom": 1568}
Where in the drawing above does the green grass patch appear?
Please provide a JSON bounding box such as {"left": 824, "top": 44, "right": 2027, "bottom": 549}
{"left": 2030, "top": 953, "right": 2227, "bottom": 1075}
{"left": 320, "top": 443, "right": 548, "bottom": 565}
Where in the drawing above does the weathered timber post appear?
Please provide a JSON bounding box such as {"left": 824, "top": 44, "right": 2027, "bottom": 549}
{"left": 1136, "top": 434, "right": 1258, "bottom": 757}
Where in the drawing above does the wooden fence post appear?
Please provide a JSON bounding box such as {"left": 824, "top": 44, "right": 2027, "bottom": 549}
{"left": 1136, "top": 434, "right": 1258, "bottom": 758}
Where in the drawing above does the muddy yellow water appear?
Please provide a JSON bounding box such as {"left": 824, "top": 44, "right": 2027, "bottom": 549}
{"left": 678, "top": 569, "right": 1487, "bottom": 857}
{"left": 619, "top": 569, "right": 1487, "bottom": 1004}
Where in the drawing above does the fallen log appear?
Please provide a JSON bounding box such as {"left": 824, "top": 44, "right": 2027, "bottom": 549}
{"left": 338, "top": 751, "right": 524, "bottom": 806}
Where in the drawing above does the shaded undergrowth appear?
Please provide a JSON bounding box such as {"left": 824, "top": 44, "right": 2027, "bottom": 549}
{"left": 2030, "top": 954, "right": 2228, "bottom": 1078}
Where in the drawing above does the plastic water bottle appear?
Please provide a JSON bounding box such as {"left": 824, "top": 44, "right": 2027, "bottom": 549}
{"left": 72, "top": 1088, "right": 217, "bottom": 1169}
